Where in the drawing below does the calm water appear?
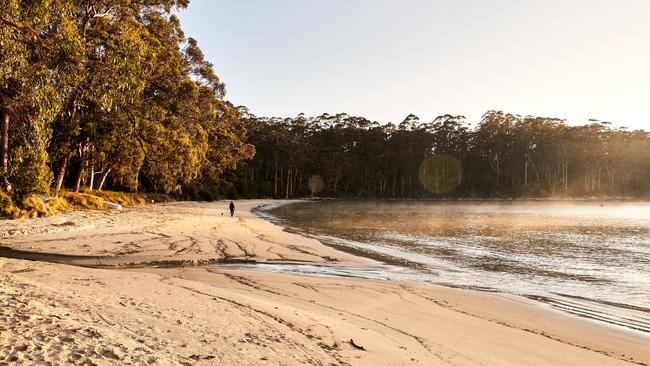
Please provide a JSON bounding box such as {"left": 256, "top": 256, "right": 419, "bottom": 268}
{"left": 267, "top": 201, "right": 650, "bottom": 331}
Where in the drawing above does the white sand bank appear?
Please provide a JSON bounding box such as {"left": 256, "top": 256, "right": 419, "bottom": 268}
{"left": 0, "top": 200, "right": 648, "bottom": 365}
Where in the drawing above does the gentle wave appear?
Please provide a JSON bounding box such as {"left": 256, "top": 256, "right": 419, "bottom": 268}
{"left": 263, "top": 200, "right": 650, "bottom": 333}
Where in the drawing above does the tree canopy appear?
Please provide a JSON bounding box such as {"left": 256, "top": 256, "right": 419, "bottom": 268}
{"left": 225, "top": 111, "right": 650, "bottom": 199}
{"left": 1, "top": 0, "right": 253, "bottom": 199}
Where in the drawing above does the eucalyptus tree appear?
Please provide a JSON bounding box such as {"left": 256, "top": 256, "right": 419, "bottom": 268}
{"left": 47, "top": 1, "right": 171, "bottom": 192}
{"left": 224, "top": 110, "right": 650, "bottom": 199}
{"left": 1, "top": 1, "right": 254, "bottom": 199}
{"left": 0, "top": 0, "right": 77, "bottom": 196}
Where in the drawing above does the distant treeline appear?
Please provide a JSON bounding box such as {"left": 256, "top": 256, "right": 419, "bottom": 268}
{"left": 224, "top": 110, "right": 650, "bottom": 199}
{"left": 1, "top": 1, "right": 253, "bottom": 200}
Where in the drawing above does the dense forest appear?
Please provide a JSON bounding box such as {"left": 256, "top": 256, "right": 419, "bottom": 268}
{"left": 224, "top": 110, "right": 650, "bottom": 199}
{"left": 0, "top": 1, "right": 253, "bottom": 201}
{"left": 2, "top": 2, "right": 649, "bottom": 205}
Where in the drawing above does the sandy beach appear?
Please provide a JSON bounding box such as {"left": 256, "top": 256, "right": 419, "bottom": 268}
{"left": 1, "top": 200, "right": 648, "bottom": 365}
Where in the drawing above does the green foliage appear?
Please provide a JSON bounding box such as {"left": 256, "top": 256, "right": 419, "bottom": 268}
{"left": 226, "top": 111, "right": 650, "bottom": 199}
{"left": 9, "top": 115, "right": 53, "bottom": 196}
{"left": 0, "top": 191, "right": 16, "bottom": 216}
{"left": 1, "top": 1, "right": 253, "bottom": 202}
{"left": 0, "top": 0, "right": 63, "bottom": 196}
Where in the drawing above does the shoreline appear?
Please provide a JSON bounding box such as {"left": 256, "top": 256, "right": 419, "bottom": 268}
{"left": 1, "top": 200, "right": 649, "bottom": 365}
{"left": 264, "top": 200, "right": 650, "bottom": 332}
{"left": 284, "top": 196, "right": 650, "bottom": 202}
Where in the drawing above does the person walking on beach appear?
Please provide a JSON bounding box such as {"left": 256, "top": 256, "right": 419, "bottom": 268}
{"left": 229, "top": 201, "right": 235, "bottom": 217}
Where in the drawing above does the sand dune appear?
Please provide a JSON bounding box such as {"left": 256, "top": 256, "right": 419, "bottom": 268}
{"left": 0, "top": 200, "right": 648, "bottom": 365}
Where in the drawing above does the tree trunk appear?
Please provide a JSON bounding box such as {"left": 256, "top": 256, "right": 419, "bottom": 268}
{"left": 524, "top": 158, "right": 529, "bottom": 188}
{"left": 273, "top": 153, "right": 278, "bottom": 196}
{"left": 74, "top": 158, "right": 87, "bottom": 192}
{"left": 1, "top": 109, "right": 10, "bottom": 192}
{"left": 292, "top": 166, "right": 299, "bottom": 197}
{"left": 564, "top": 158, "right": 569, "bottom": 192}
{"left": 55, "top": 156, "right": 68, "bottom": 193}
{"left": 492, "top": 153, "right": 501, "bottom": 186}
{"left": 285, "top": 166, "right": 291, "bottom": 199}
{"left": 97, "top": 168, "right": 111, "bottom": 191}
{"left": 89, "top": 165, "right": 95, "bottom": 191}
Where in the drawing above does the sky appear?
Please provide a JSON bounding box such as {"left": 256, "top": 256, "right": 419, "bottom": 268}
{"left": 177, "top": 0, "right": 650, "bottom": 130}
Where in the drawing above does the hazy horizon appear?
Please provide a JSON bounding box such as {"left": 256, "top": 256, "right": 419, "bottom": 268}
{"left": 178, "top": 0, "right": 650, "bottom": 130}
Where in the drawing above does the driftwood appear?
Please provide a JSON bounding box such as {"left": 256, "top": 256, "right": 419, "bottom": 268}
{"left": 105, "top": 201, "right": 123, "bottom": 210}
{"left": 350, "top": 339, "right": 365, "bottom": 351}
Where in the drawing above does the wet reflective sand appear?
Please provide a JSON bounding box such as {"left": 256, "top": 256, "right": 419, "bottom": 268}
{"left": 268, "top": 200, "right": 650, "bottom": 332}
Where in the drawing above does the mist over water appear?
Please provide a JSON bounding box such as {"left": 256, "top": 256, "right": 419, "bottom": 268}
{"left": 269, "top": 201, "right": 650, "bottom": 325}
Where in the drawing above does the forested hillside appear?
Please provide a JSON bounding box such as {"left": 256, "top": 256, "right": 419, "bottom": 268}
{"left": 225, "top": 110, "right": 650, "bottom": 199}
{"left": 0, "top": 1, "right": 253, "bottom": 200}
{"left": 2, "top": 2, "right": 649, "bottom": 204}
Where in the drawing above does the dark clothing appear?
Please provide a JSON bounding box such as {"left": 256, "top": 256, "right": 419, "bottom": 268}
{"left": 229, "top": 202, "right": 235, "bottom": 217}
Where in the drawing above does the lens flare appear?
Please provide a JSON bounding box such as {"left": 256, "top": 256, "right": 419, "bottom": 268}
{"left": 418, "top": 154, "right": 462, "bottom": 194}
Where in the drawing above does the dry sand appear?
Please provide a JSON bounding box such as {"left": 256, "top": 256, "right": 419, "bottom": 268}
{"left": 0, "top": 200, "right": 361, "bottom": 267}
{"left": 0, "top": 200, "right": 648, "bottom": 365}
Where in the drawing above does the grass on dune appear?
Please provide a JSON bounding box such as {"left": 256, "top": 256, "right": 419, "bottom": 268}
{"left": 0, "top": 190, "right": 172, "bottom": 219}
{"left": 1, "top": 193, "right": 73, "bottom": 219}
{"left": 88, "top": 190, "right": 146, "bottom": 206}
{"left": 58, "top": 191, "right": 106, "bottom": 210}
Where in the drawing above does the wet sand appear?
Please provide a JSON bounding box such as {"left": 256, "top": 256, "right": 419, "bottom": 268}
{"left": 0, "top": 200, "right": 648, "bottom": 365}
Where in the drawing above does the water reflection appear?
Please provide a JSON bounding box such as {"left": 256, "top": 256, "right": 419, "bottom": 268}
{"left": 268, "top": 201, "right": 650, "bottom": 311}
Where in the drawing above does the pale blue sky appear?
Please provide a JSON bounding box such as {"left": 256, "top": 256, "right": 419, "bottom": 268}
{"left": 178, "top": 0, "right": 650, "bottom": 129}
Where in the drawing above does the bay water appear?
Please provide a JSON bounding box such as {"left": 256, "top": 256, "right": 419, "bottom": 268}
{"left": 265, "top": 201, "right": 650, "bottom": 332}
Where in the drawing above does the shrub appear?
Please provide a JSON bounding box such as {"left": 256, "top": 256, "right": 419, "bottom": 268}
{"left": 0, "top": 192, "right": 18, "bottom": 217}
{"left": 20, "top": 195, "right": 51, "bottom": 218}
{"left": 58, "top": 191, "right": 106, "bottom": 210}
